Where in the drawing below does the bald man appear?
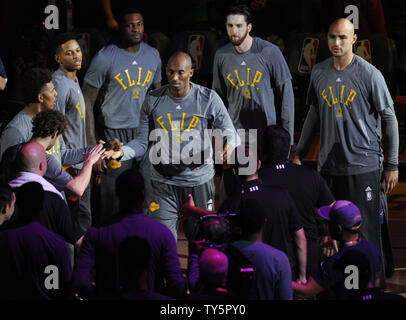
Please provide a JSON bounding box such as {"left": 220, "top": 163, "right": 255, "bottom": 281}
{"left": 104, "top": 52, "right": 240, "bottom": 240}
{"left": 187, "top": 248, "right": 230, "bottom": 299}
{"left": 294, "top": 19, "right": 399, "bottom": 268}
{"left": 8, "top": 142, "right": 86, "bottom": 247}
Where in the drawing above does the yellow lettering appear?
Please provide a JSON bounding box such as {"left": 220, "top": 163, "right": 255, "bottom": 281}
{"left": 251, "top": 71, "right": 262, "bottom": 87}
{"left": 246, "top": 68, "right": 251, "bottom": 85}
{"left": 142, "top": 70, "right": 152, "bottom": 87}
{"left": 137, "top": 67, "right": 142, "bottom": 85}
{"left": 156, "top": 116, "right": 168, "bottom": 133}
{"left": 234, "top": 70, "right": 245, "bottom": 87}
{"left": 75, "top": 102, "right": 84, "bottom": 119}
{"left": 114, "top": 73, "right": 127, "bottom": 90}
{"left": 186, "top": 115, "right": 199, "bottom": 131}
{"left": 345, "top": 90, "right": 357, "bottom": 106}
{"left": 80, "top": 95, "right": 86, "bottom": 114}
{"left": 124, "top": 69, "right": 135, "bottom": 87}
{"left": 321, "top": 89, "right": 332, "bottom": 107}
{"left": 181, "top": 112, "right": 186, "bottom": 130}
{"left": 329, "top": 86, "right": 338, "bottom": 105}
{"left": 226, "top": 74, "right": 239, "bottom": 89}
{"left": 340, "top": 85, "right": 345, "bottom": 103}
{"left": 167, "top": 113, "right": 178, "bottom": 131}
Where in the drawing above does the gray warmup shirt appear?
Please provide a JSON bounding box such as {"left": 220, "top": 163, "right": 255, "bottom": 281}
{"left": 0, "top": 110, "right": 32, "bottom": 158}
{"left": 0, "top": 109, "right": 90, "bottom": 190}
{"left": 122, "top": 83, "right": 240, "bottom": 187}
{"left": 53, "top": 68, "right": 87, "bottom": 150}
{"left": 296, "top": 55, "right": 399, "bottom": 175}
{"left": 212, "top": 37, "right": 295, "bottom": 144}
{"left": 84, "top": 42, "right": 162, "bottom": 129}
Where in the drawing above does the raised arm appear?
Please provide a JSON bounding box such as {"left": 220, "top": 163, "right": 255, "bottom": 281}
{"left": 65, "top": 144, "right": 104, "bottom": 197}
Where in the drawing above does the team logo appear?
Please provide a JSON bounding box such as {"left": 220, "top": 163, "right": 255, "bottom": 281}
{"left": 365, "top": 186, "right": 373, "bottom": 201}
{"left": 107, "top": 159, "right": 122, "bottom": 169}
{"left": 355, "top": 40, "right": 372, "bottom": 64}
{"left": 149, "top": 202, "right": 160, "bottom": 212}
{"left": 298, "top": 37, "right": 319, "bottom": 74}
{"left": 188, "top": 35, "right": 205, "bottom": 70}
{"left": 76, "top": 33, "right": 90, "bottom": 69}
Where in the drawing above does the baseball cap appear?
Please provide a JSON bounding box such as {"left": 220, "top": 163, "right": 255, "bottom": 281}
{"left": 318, "top": 200, "right": 362, "bottom": 231}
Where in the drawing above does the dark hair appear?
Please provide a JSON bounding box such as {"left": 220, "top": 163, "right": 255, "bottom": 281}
{"left": 197, "top": 216, "right": 230, "bottom": 244}
{"left": 226, "top": 5, "right": 252, "bottom": 24}
{"left": 21, "top": 68, "right": 53, "bottom": 105}
{"left": 32, "top": 109, "right": 68, "bottom": 138}
{"left": 0, "top": 144, "right": 23, "bottom": 183}
{"left": 117, "top": 8, "right": 143, "bottom": 24}
{"left": 0, "top": 183, "right": 13, "bottom": 213}
{"left": 52, "top": 32, "right": 78, "bottom": 55}
{"left": 13, "top": 182, "right": 44, "bottom": 224}
{"left": 237, "top": 199, "right": 266, "bottom": 236}
{"left": 262, "top": 125, "right": 291, "bottom": 163}
{"left": 115, "top": 168, "right": 145, "bottom": 211}
{"left": 119, "top": 236, "right": 151, "bottom": 288}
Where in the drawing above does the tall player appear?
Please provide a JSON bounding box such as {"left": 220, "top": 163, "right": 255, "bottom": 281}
{"left": 294, "top": 19, "right": 399, "bottom": 275}
{"left": 82, "top": 8, "right": 161, "bottom": 225}
{"left": 53, "top": 33, "right": 91, "bottom": 230}
{"left": 212, "top": 4, "right": 294, "bottom": 203}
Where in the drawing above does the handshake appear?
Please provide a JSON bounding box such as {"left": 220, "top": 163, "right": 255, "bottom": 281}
{"left": 100, "top": 138, "right": 124, "bottom": 160}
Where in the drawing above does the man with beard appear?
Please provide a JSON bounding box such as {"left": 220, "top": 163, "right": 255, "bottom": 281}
{"left": 212, "top": 4, "right": 294, "bottom": 203}
{"left": 82, "top": 8, "right": 162, "bottom": 225}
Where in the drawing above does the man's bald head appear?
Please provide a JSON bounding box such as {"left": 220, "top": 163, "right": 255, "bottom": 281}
{"left": 166, "top": 51, "right": 194, "bottom": 97}
{"left": 199, "top": 248, "right": 229, "bottom": 289}
{"left": 18, "top": 142, "right": 47, "bottom": 176}
{"left": 167, "top": 51, "right": 192, "bottom": 69}
{"left": 329, "top": 18, "right": 355, "bottom": 36}
{"left": 327, "top": 18, "right": 357, "bottom": 59}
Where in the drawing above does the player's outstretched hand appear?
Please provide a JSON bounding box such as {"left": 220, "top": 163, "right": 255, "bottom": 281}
{"left": 83, "top": 143, "right": 105, "bottom": 166}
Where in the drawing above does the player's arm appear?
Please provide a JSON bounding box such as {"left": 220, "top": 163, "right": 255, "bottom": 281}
{"left": 209, "top": 91, "right": 241, "bottom": 161}
{"left": 103, "top": 99, "right": 151, "bottom": 161}
{"left": 82, "top": 81, "right": 100, "bottom": 146}
{"left": 293, "top": 104, "right": 319, "bottom": 165}
{"left": 0, "top": 76, "right": 6, "bottom": 91}
{"left": 381, "top": 106, "right": 399, "bottom": 193}
{"left": 212, "top": 53, "right": 228, "bottom": 104}
{"left": 65, "top": 144, "right": 104, "bottom": 196}
{"left": 276, "top": 80, "right": 295, "bottom": 146}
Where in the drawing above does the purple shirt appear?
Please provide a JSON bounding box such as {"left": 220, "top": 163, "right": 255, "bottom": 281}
{"left": 72, "top": 213, "right": 185, "bottom": 298}
{"left": 0, "top": 222, "right": 72, "bottom": 299}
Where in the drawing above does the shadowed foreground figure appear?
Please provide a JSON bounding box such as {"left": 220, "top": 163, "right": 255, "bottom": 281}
{"left": 72, "top": 168, "right": 186, "bottom": 299}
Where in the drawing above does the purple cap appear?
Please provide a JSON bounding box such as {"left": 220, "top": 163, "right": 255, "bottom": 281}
{"left": 318, "top": 200, "right": 362, "bottom": 231}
